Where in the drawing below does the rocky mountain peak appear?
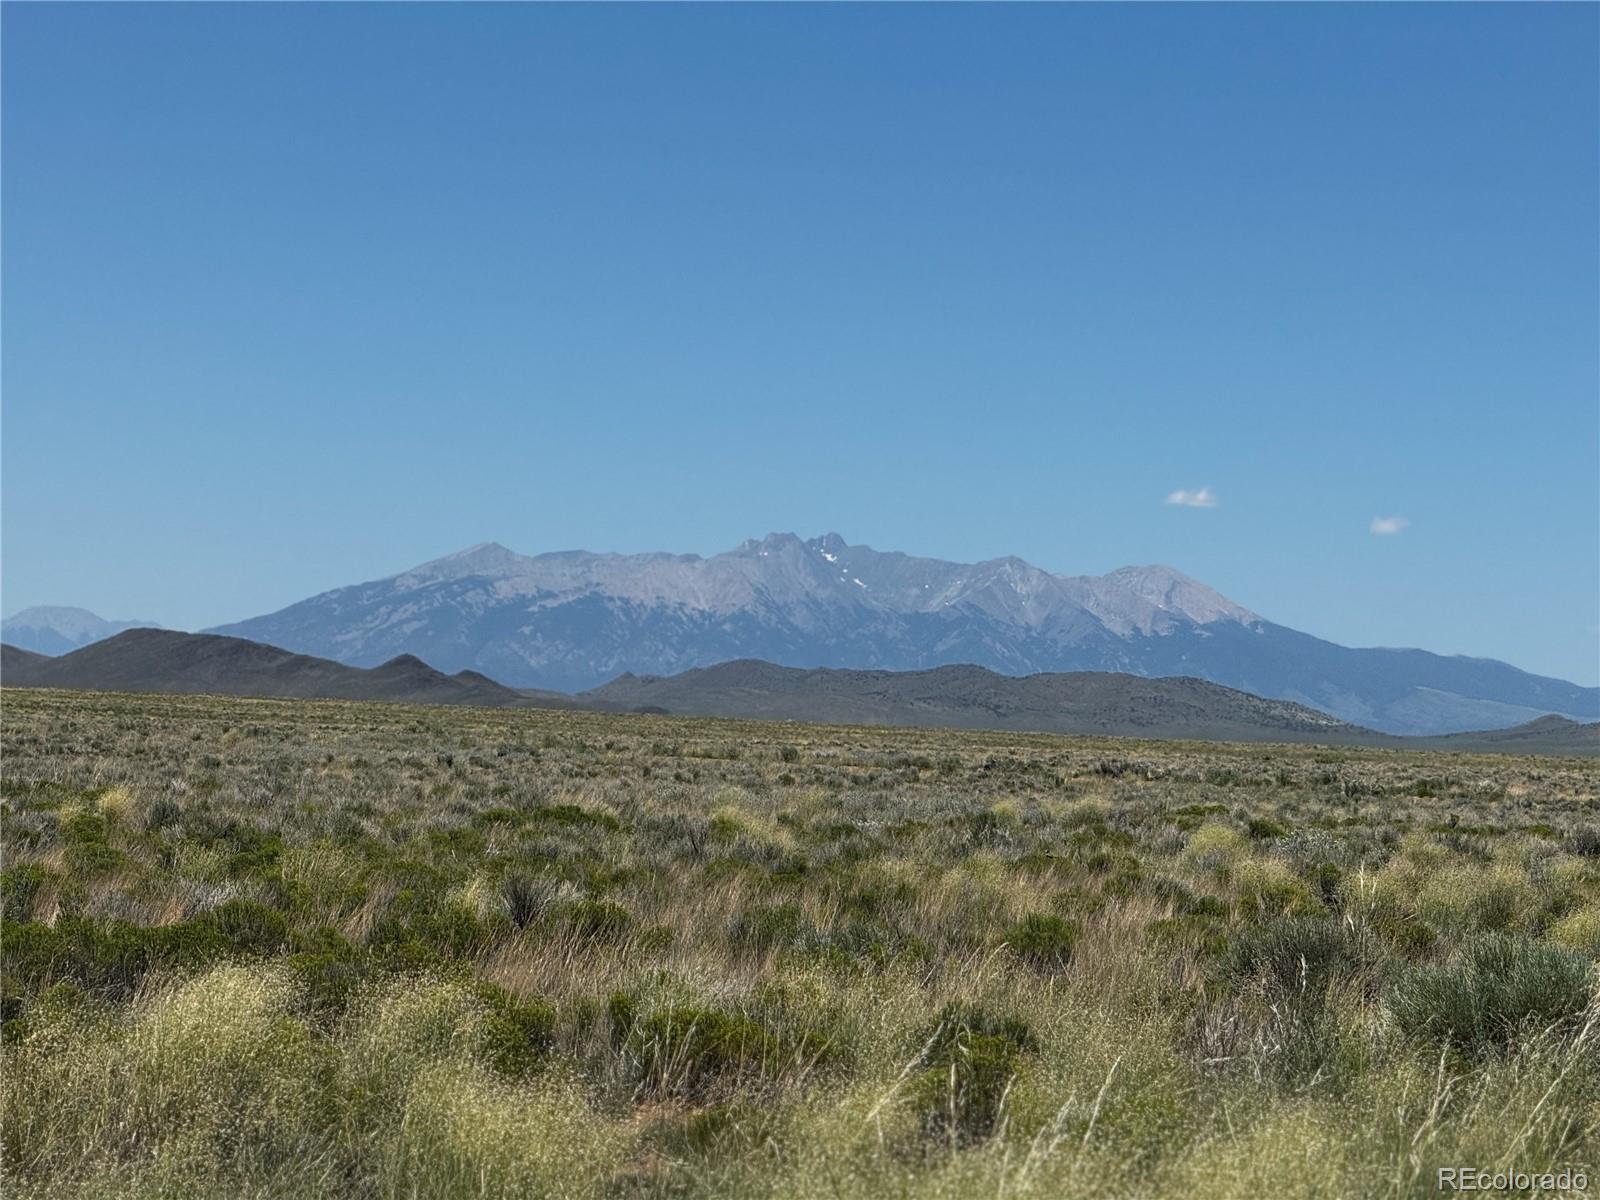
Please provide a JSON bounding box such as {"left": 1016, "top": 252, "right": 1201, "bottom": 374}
{"left": 398, "top": 542, "right": 528, "bottom": 584}
{"left": 1102, "top": 565, "right": 1261, "bottom": 627}
{"left": 201, "top": 532, "right": 1598, "bottom": 734}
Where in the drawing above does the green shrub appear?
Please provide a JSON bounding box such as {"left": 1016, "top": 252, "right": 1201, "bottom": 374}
{"left": 0, "top": 902, "right": 293, "bottom": 1000}
{"left": 1147, "top": 913, "right": 1232, "bottom": 957}
{"left": 473, "top": 982, "right": 557, "bottom": 1078}
{"left": 730, "top": 902, "right": 809, "bottom": 953}
{"left": 1002, "top": 913, "right": 1079, "bottom": 970}
{"left": 223, "top": 828, "right": 285, "bottom": 878}
{"left": 370, "top": 900, "right": 487, "bottom": 963}
{"left": 204, "top": 898, "right": 290, "bottom": 953}
{"left": 533, "top": 803, "right": 621, "bottom": 832}
{"left": 1, "top": 978, "right": 86, "bottom": 1042}
{"left": 1234, "top": 858, "right": 1322, "bottom": 918}
{"left": 909, "top": 1033, "right": 1021, "bottom": 1146}
{"left": 1225, "top": 916, "right": 1373, "bottom": 1004}
{"left": 8, "top": 965, "right": 328, "bottom": 1174}
{"left": 606, "top": 991, "right": 638, "bottom": 1044}
{"left": 622, "top": 1003, "right": 827, "bottom": 1099}
{"left": 1547, "top": 908, "right": 1600, "bottom": 957}
{"left": 1390, "top": 935, "right": 1596, "bottom": 1053}
{"left": 907, "top": 1004, "right": 1036, "bottom": 1146}
{"left": 0, "top": 863, "right": 49, "bottom": 919}
{"left": 813, "top": 915, "right": 928, "bottom": 967}
{"left": 143, "top": 796, "right": 181, "bottom": 831}
{"left": 60, "top": 810, "right": 124, "bottom": 877}
{"left": 1247, "top": 817, "right": 1288, "bottom": 840}
{"left": 286, "top": 928, "right": 370, "bottom": 1018}
{"left": 1567, "top": 827, "right": 1600, "bottom": 858}
{"left": 562, "top": 899, "right": 633, "bottom": 940}
{"left": 918, "top": 1002, "right": 1036, "bottom": 1061}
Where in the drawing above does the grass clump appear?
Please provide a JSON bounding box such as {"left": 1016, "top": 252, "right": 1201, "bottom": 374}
{"left": 1002, "top": 912, "right": 1079, "bottom": 970}
{"left": 0, "top": 864, "right": 49, "bottom": 920}
{"left": 1389, "top": 934, "right": 1596, "bottom": 1053}
{"left": 473, "top": 983, "right": 557, "bottom": 1079}
{"left": 614, "top": 997, "right": 831, "bottom": 1100}
{"left": 731, "top": 902, "right": 811, "bottom": 953}
{"left": 907, "top": 1003, "right": 1036, "bottom": 1146}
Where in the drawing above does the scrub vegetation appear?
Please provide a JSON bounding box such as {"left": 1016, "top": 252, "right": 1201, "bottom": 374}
{"left": 2, "top": 687, "right": 1598, "bottom": 1198}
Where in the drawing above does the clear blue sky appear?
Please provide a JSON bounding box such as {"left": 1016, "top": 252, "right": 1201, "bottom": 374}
{"left": 4, "top": 4, "right": 1596, "bottom": 684}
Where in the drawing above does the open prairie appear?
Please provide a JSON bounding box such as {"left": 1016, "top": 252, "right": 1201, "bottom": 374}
{"left": 3, "top": 687, "right": 1598, "bottom": 1199}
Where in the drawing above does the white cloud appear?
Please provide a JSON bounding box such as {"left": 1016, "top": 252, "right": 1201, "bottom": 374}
{"left": 1165, "top": 486, "right": 1218, "bottom": 509}
{"left": 1370, "top": 515, "right": 1409, "bottom": 536}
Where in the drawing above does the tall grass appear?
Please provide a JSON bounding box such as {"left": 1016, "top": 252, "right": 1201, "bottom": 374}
{"left": 2, "top": 688, "right": 1597, "bottom": 1197}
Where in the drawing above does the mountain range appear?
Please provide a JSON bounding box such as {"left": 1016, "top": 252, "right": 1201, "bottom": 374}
{"left": 5, "top": 629, "right": 1596, "bottom": 754}
{"left": 201, "top": 533, "right": 1596, "bottom": 735}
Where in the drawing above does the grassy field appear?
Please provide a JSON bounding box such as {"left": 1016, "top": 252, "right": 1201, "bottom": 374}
{"left": 2, "top": 686, "right": 1598, "bottom": 1199}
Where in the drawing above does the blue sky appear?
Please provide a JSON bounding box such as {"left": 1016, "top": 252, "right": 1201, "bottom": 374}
{"left": 4, "top": 4, "right": 1596, "bottom": 684}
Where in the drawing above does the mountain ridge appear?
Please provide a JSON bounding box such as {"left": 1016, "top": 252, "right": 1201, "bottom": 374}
{"left": 6, "top": 630, "right": 1595, "bottom": 755}
{"left": 1, "top": 606, "right": 161, "bottom": 656}
{"left": 580, "top": 657, "right": 1360, "bottom": 743}
{"left": 202, "top": 533, "right": 1596, "bottom": 735}
{"left": 0, "top": 628, "right": 560, "bottom": 708}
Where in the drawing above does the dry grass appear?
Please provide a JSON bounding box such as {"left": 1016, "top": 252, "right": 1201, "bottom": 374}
{"left": 2, "top": 686, "right": 1597, "bottom": 1198}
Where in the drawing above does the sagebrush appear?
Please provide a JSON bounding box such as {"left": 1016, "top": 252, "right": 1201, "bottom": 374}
{"left": 2, "top": 688, "right": 1597, "bottom": 1198}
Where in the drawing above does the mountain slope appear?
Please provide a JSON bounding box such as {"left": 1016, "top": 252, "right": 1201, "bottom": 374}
{"left": 1, "top": 607, "right": 161, "bottom": 655}
{"left": 583, "top": 660, "right": 1368, "bottom": 742}
{"left": 586, "top": 664, "right": 1598, "bottom": 753}
{"left": 207, "top": 533, "right": 1598, "bottom": 735}
{"left": 2, "top": 643, "right": 51, "bottom": 678}
{"left": 0, "top": 629, "right": 553, "bottom": 707}
{"left": 7, "top": 632, "right": 1593, "bottom": 753}
{"left": 1409, "top": 715, "right": 1600, "bottom": 756}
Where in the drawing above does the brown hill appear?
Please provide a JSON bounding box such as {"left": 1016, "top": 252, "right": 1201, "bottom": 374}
{"left": 0, "top": 629, "right": 542, "bottom": 707}
{"left": 7, "top": 635, "right": 1590, "bottom": 754}
{"left": 2, "top": 643, "right": 52, "bottom": 677}
{"left": 1408, "top": 714, "right": 1600, "bottom": 755}
{"left": 581, "top": 658, "right": 1367, "bottom": 742}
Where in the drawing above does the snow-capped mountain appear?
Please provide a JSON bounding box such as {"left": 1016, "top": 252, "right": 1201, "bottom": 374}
{"left": 207, "top": 533, "right": 1598, "bottom": 735}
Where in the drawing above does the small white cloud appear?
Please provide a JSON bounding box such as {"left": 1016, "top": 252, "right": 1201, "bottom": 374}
{"left": 1166, "top": 486, "right": 1218, "bottom": 509}
{"left": 1370, "top": 515, "right": 1409, "bottom": 536}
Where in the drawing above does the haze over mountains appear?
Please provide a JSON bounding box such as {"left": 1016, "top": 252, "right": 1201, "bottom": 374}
{"left": 1, "top": 606, "right": 159, "bottom": 656}
{"left": 206, "top": 533, "right": 1596, "bottom": 735}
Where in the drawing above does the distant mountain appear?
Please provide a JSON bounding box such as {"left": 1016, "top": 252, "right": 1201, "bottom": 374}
{"left": 208, "top": 533, "right": 1598, "bottom": 735}
{"left": 0, "top": 628, "right": 569, "bottom": 708}
{"left": 586, "top": 662, "right": 1597, "bottom": 754}
{"left": 1, "top": 607, "right": 161, "bottom": 656}
{"left": 1410, "top": 715, "right": 1600, "bottom": 756}
{"left": 6, "top": 632, "right": 1593, "bottom": 754}
{"left": 583, "top": 659, "right": 1368, "bottom": 743}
